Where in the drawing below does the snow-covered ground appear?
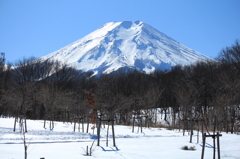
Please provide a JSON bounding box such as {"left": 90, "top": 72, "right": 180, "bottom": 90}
{"left": 0, "top": 118, "right": 239, "bottom": 159}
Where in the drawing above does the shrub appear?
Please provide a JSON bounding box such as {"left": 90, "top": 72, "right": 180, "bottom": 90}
{"left": 181, "top": 145, "right": 196, "bottom": 151}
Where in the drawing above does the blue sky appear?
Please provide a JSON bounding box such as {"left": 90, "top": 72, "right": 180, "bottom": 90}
{"left": 0, "top": 0, "right": 239, "bottom": 63}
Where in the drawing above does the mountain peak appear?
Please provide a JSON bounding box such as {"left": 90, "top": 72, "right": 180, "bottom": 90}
{"left": 41, "top": 21, "right": 211, "bottom": 75}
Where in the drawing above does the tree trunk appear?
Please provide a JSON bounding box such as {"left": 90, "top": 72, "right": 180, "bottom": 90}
{"left": 112, "top": 119, "right": 116, "bottom": 147}
{"left": 106, "top": 122, "right": 110, "bottom": 147}
{"left": 97, "top": 118, "right": 101, "bottom": 146}
{"left": 86, "top": 117, "right": 89, "bottom": 133}
{"left": 82, "top": 118, "right": 84, "bottom": 132}
{"left": 132, "top": 117, "right": 135, "bottom": 133}
{"left": 13, "top": 117, "right": 17, "bottom": 132}
{"left": 164, "top": 109, "right": 167, "bottom": 121}
{"left": 24, "top": 118, "right": 27, "bottom": 132}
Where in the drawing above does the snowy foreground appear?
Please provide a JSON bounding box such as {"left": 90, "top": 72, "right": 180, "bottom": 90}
{"left": 0, "top": 118, "right": 240, "bottom": 159}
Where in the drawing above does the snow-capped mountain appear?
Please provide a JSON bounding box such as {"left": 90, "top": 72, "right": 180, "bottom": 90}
{"left": 40, "top": 20, "right": 210, "bottom": 75}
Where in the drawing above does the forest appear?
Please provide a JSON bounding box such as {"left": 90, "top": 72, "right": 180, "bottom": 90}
{"left": 0, "top": 41, "right": 240, "bottom": 134}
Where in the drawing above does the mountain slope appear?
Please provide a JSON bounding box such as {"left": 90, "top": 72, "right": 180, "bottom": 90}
{"left": 40, "top": 20, "right": 210, "bottom": 75}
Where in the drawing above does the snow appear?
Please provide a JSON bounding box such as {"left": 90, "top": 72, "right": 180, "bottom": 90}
{"left": 40, "top": 21, "right": 211, "bottom": 76}
{"left": 0, "top": 118, "right": 239, "bottom": 159}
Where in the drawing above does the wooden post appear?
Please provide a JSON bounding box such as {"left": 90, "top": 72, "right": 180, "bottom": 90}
{"left": 43, "top": 118, "right": 46, "bottom": 129}
{"left": 96, "top": 117, "right": 116, "bottom": 147}
{"left": 201, "top": 133, "right": 206, "bottom": 159}
{"left": 13, "top": 117, "right": 17, "bottom": 132}
{"left": 86, "top": 116, "right": 89, "bottom": 133}
{"left": 73, "top": 119, "right": 76, "bottom": 132}
{"left": 190, "top": 119, "right": 193, "bottom": 143}
{"left": 97, "top": 118, "right": 101, "bottom": 146}
{"left": 197, "top": 120, "right": 200, "bottom": 143}
{"left": 132, "top": 116, "right": 135, "bottom": 133}
{"left": 202, "top": 133, "right": 222, "bottom": 159}
{"left": 112, "top": 119, "right": 116, "bottom": 147}
{"left": 24, "top": 145, "right": 27, "bottom": 159}
{"left": 201, "top": 120, "right": 204, "bottom": 142}
{"left": 217, "top": 132, "right": 221, "bottom": 159}
{"left": 213, "top": 116, "right": 217, "bottom": 159}
{"left": 49, "top": 119, "right": 51, "bottom": 129}
{"left": 86, "top": 145, "right": 89, "bottom": 155}
{"left": 78, "top": 118, "right": 80, "bottom": 132}
{"left": 106, "top": 122, "right": 110, "bottom": 147}
{"left": 24, "top": 118, "right": 27, "bottom": 132}
{"left": 213, "top": 135, "right": 216, "bottom": 159}
{"left": 82, "top": 117, "right": 84, "bottom": 132}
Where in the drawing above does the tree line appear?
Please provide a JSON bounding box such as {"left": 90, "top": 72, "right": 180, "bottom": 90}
{"left": 0, "top": 41, "right": 239, "bottom": 133}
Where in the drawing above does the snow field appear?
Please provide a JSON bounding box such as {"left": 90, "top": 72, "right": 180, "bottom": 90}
{"left": 0, "top": 118, "right": 239, "bottom": 159}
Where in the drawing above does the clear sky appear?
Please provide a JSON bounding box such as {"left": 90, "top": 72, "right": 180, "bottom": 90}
{"left": 0, "top": 0, "right": 239, "bottom": 63}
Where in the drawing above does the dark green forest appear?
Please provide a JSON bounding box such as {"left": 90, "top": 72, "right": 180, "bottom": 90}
{"left": 0, "top": 41, "right": 240, "bottom": 133}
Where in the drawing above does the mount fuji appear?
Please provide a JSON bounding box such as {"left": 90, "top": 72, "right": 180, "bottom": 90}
{"left": 40, "top": 20, "right": 211, "bottom": 75}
